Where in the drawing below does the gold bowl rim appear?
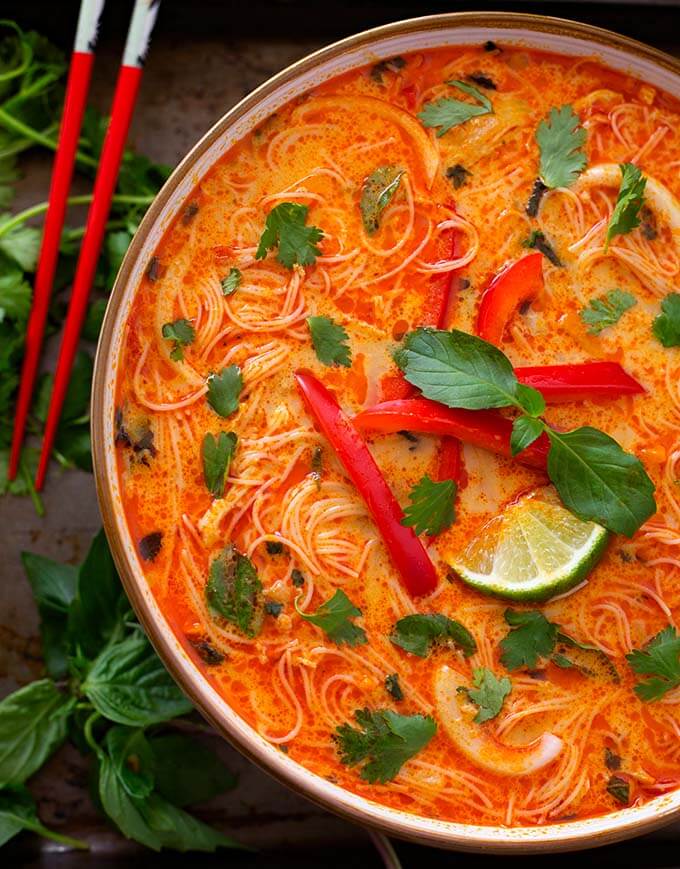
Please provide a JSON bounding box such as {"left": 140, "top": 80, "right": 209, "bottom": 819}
{"left": 92, "top": 12, "right": 680, "bottom": 853}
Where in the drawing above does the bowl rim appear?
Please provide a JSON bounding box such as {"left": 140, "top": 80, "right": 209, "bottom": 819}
{"left": 92, "top": 11, "right": 680, "bottom": 853}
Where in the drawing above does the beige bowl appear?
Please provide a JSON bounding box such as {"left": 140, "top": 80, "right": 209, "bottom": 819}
{"left": 92, "top": 12, "right": 680, "bottom": 853}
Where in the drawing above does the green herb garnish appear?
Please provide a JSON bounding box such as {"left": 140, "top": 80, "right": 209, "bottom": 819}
{"left": 580, "top": 289, "right": 636, "bottom": 335}
{"left": 401, "top": 474, "right": 457, "bottom": 536}
{"left": 220, "top": 267, "right": 241, "bottom": 295}
{"left": 418, "top": 80, "right": 493, "bottom": 137}
{"left": 536, "top": 105, "right": 587, "bottom": 189}
{"left": 256, "top": 202, "right": 323, "bottom": 268}
{"left": 161, "top": 319, "right": 195, "bottom": 362}
{"left": 307, "top": 315, "right": 351, "bottom": 367}
{"left": 390, "top": 613, "right": 476, "bottom": 658}
{"left": 206, "top": 365, "right": 243, "bottom": 418}
{"left": 626, "top": 626, "right": 680, "bottom": 701}
{"left": 296, "top": 589, "right": 367, "bottom": 647}
{"left": 202, "top": 431, "right": 237, "bottom": 498}
{"left": 652, "top": 293, "right": 680, "bottom": 347}
{"left": 205, "top": 546, "right": 263, "bottom": 638}
{"left": 606, "top": 163, "right": 646, "bottom": 249}
{"left": 360, "top": 165, "right": 404, "bottom": 235}
{"left": 463, "top": 668, "right": 511, "bottom": 724}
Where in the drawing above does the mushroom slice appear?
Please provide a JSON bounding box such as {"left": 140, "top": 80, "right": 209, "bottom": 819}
{"left": 434, "top": 665, "right": 563, "bottom": 777}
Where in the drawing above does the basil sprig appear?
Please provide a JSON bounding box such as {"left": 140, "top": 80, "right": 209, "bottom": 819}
{"left": 397, "top": 327, "right": 656, "bottom": 536}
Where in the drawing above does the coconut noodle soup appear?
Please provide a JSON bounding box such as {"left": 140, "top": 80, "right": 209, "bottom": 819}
{"left": 115, "top": 44, "right": 680, "bottom": 827}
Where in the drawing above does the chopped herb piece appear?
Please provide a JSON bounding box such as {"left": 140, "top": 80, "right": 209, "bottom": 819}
{"left": 161, "top": 318, "right": 195, "bottom": 362}
{"left": 525, "top": 178, "right": 548, "bottom": 217}
{"left": 291, "top": 569, "right": 305, "bottom": 587}
{"left": 536, "top": 105, "right": 587, "bottom": 189}
{"left": 500, "top": 610, "right": 558, "bottom": 671}
{"left": 523, "top": 229, "right": 562, "bottom": 267}
{"left": 397, "top": 430, "right": 419, "bottom": 444}
{"left": 279, "top": 744, "right": 289, "bottom": 753}
{"left": 640, "top": 206, "right": 657, "bottom": 240}
{"left": 652, "top": 293, "right": 680, "bottom": 347}
{"left": 360, "top": 165, "right": 404, "bottom": 235}
{"left": 182, "top": 202, "right": 199, "bottom": 224}
{"left": 606, "top": 163, "right": 646, "bottom": 249}
{"left": 256, "top": 202, "right": 323, "bottom": 268}
{"left": 418, "top": 80, "right": 493, "bottom": 137}
{"left": 605, "top": 747, "right": 622, "bottom": 771}
{"left": 483, "top": 40, "right": 499, "bottom": 52}
{"left": 205, "top": 546, "right": 263, "bottom": 638}
{"left": 553, "top": 633, "right": 620, "bottom": 683}
{"left": 265, "top": 540, "right": 284, "bottom": 555}
{"left": 265, "top": 600, "right": 283, "bottom": 618}
{"left": 464, "top": 667, "right": 511, "bottom": 724}
{"left": 307, "top": 315, "right": 351, "bottom": 367}
{"left": 334, "top": 708, "right": 436, "bottom": 783}
{"left": 146, "top": 256, "right": 160, "bottom": 281}
{"left": 190, "top": 640, "right": 225, "bottom": 666}
{"left": 580, "top": 289, "right": 636, "bottom": 335}
{"left": 385, "top": 673, "right": 403, "bottom": 701}
{"left": 138, "top": 532, "right": 162, "bottom": 562}
{"left": 401, "top": 474, "right": 457, "bottom": 536}
{"left": 297, "top": 589, "right": 367, "bottom": 646}
{"left": 311, "top": 446, "right": 323, "bottom": 476}
{"left": 370, "top": 56, "right": 406, "bottom": 84}
{"left": 607, "top": 775, "right": 630, "bottom": 805}
{"left": 202, "top": 431, "right": 237, "bottom": 498}
{"left": 446, "top": 164, "right": 471, "bottom": 189}
{"left": 390, "top": 613, "right": 476, "bottom": 658}
{"left": 467, "top": 72, "right": 496, "bottom": 90}
{"left": 220, "top": 268, "right": 241, "bottom": 296}
{"left": 206, "top": 365, "right": 243, "bottom": 418}
{"left": 114, "top": 408, "right": 156, "bottom": 463}
{"left": 626, "top": 626, "right": 680, "bottom": 701}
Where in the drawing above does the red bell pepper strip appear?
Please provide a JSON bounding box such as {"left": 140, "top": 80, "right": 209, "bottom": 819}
{"left": 295, "top": 372, "right": 438, "bottom": 597}
{"left": 353, "top": 399, "right": 550, "bottom": 470}
{"left": 515, "top": 362, "right": 644, "bottom": 403}
{"left": 476, "top": 252, "right": 544, "bottom": 345}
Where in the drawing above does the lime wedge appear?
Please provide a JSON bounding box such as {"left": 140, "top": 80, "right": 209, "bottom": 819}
{"left": 448, "top": 488, "right": 609, "bottom": 602}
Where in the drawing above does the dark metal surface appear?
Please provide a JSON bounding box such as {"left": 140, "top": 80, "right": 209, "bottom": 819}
{"left": 2, "top": 2, "right": 680, "bottom": 865}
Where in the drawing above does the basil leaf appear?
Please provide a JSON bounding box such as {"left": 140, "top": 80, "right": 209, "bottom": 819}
{"left": 98, "top": 755, "right": 162, "bottom": 851}
{"left": 0, "top": 785, "right": 86, "bottom": 850}
{"left": 510, "top": 415, "right": 544, "bottom": 456}
{"left": 360, "top": 166, "right": 404, "bottom": 234}
{"left": 149, "top": 733, "right": 237, "bottom": 807}
{"left": 390, "top": 613, "right": 476, "bottom": 658}
{"left": 397, "top": 328, "right": 524, "bottom": 410}
{"left": 546, "top": 426, "right": 656, "bottom": 536}
{"left": 206, "top": 366, "right": 243, "bottom": 418}
{"left": 205, "top": 546, "right": 263, "bottom": 638}
{"left": 83, "top": 631, "right": 192, "bottom": 726}
{"left": 105, "top": 726, "right": 155, "bottom": 799}
{"left": 140, "top": 793, "right": 241, "bottom": 851}
{"left": 0, "top": 680, "right": 74, "bottom": 787}
{"left": 202, "top": 431, "right": 237, "bottom": 498}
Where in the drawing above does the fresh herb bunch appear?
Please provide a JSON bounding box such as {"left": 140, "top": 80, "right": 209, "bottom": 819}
{"left": 0, "top": 530, "right": 241, "bottom": 852}
{"left": 0, "top": 21, "right": 170, "bottom": 513}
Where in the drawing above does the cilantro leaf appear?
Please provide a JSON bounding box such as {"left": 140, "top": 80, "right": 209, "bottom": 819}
{"left": 206, "top": 365, "right": 243, "bottom": 418}
{"left": 500, "top": 609, "right": 558, "bottom": 670}
{"left": 511, "top": 415, "right": 544, "bottom": 456}
{"left": 418, "top": 80, "right": 493, "bottom": 137}
{"left": 446, "top": 164, "right": 471, "bottom": 189}
{"left": 202, "top": 431, "right": 237, "bottom": 498}
{"left": 221, "top": 267, "right": 241, "bottom": 296}
{"left": 546, "top": 426, "right": 656, "bottom": 536}
{"left": 535, "top": 105, "right": 587, "bottom": 189}
{"left": 396, "top": 327, "right": 544, "bottom": 415}
{"left": 606, "top": 163, "right": 646, "bottom": 248}
{"left": 0, "top": 215, "right": 41, "bottom": 271}
{"left": 360, "top": 165, "right": 404, "bottom": 235}
{"left": 334, "top": 708, "right": 436, "bottom": 783}
{"left": 307, "top": 315, "right": 351, "bottom": 367}
{"left": 0, "top": 266, "right": 31, "bottom": 322}
{"left": 255, "top": 202, "right": 323, "bottom": 268}
{"left": 385, "top": 673, "right": 403, "bottom": 701}
{"left": 522, "top": 229, "right": 562, "bottom": 267}
{"left": 161, "top": 318, "right": 195, "bottom": 361}
{"left": 390, "top": 613, "right": 476, "bottom": 658}
{"left": 401, "top": 474, "right": 457, "bottom": 535}
{"left": 0, "top": 156, "right": 19, "bottom": 209}
{"left": 626, "top": 626, "right": 680, "bottom": 701}
{"left": 652, "top": 293, "right": 680, "bottom": 347}
{"left": 205, "top": 546, "right": 263, "bottom": 637}
{"left": 607, "top": 775, "right": 630, "bottom": 805}
{"left": 580, "top": 289, "right": 636, "bottom": 335}
{"left": 297, "top": 589, "right": 367, "bottom": 646}
{"left": 464, "top": 667, "right": 511, "bottom": 724}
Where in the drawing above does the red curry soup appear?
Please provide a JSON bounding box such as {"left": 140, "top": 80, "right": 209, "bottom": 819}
{"left": 114, "top": 43, "right": 680, "bottom": 827}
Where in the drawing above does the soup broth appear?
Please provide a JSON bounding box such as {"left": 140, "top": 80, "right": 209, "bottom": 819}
{"left": 114, "top": 43, "right": 680, "bottom": 826}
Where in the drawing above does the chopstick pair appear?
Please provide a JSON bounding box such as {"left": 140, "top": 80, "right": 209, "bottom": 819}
{"left": 7, "top": 0, "right": 161, "bottom": 490}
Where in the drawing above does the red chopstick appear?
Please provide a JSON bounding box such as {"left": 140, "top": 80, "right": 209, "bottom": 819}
{"left": 35, "top": 0, "right": 162, "bottom": 490}
{"left": 7, "top": 0, "right": 105, "bottom": 481}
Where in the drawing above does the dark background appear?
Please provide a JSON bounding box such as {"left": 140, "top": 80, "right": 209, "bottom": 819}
{"left": 3, "top": 1, "right": 680, "bottom": 866}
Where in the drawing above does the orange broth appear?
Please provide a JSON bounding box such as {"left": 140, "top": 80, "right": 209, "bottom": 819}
{"left": 115, "top": 44, "right": 680, "bottom": 826}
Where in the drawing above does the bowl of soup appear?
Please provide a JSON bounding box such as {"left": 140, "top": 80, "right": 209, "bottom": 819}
{"left": 92, "top": 12, "right": 680, "bottom": 852}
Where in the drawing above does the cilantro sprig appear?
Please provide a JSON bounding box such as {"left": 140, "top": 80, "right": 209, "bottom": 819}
{"left": 418, "top": 80, "right": 493, "bottom": 137}
{"left": 580, "top": 289, "right": 636, "bottom": 335}
{"left": 652, "top": 293, "right": 680, "bottom": 347}
{"left": 627, "top": 626, "right": 680, "bottom": 701}
{"left": 307, "top": 315, "right": 351, "bottom": 367}
{"left": 605, "top": 163, "right": 646, "bottom": 249}
{"left": 463, "top": 667, "right": 511, "bottom": 724}
{"left": 161, "top": 318, "right": 195, "bottom": 361}
{"left": 396, "top": 327, "right": 656, "bottom": 536}
{"left": 256, "top": 202, "right": 323, "bottom": 268}
{"left": 535, "top": 105, "right": 587, "bottom": 190}
{"left": 401, "top": 474, "right": 457, "bottom": 536}
{"left": 334, "top": 708, "right": 436, "bottom": 783}
{"left": 296, "top": 589, "right": 367, "bottom": 646}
